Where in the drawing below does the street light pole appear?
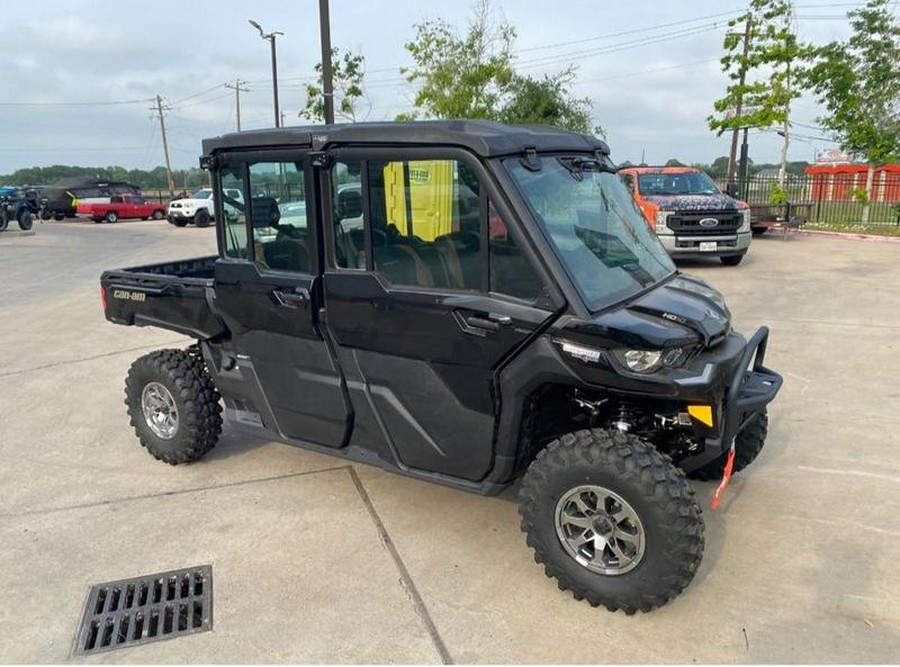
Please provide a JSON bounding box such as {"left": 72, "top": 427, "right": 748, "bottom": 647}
{"left": 249, "top": 20, "right": 284, "bottom": 128}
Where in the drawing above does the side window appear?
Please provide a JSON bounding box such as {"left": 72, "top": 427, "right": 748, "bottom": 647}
{"left": 367, "top": 158, "right": 482, "bottom": 290}
{"left": 220, "top": 166, "right": 249, "bottom": 259}
{"left": 331, "top": 160, "right": 364, "bottom": 269}
{"left": 488, "top": 202, "right": 544, "bottom": 302}
{"left": 248, "top": 161, "right": 310, "bottom": 273}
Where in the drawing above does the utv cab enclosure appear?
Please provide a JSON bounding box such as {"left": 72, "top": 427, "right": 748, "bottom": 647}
{"left": 101, "top": 121, "right": 782, "bottom": 614}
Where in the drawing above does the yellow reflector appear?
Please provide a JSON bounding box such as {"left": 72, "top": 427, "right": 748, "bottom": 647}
{"left": 687, "top": 405, "right": 714, "bottom": 427}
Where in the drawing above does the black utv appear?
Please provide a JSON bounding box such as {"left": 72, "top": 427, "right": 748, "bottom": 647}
{"left": 0, "top": 186, "right": 38, "bottom": 231}
{"left": 100, "top": 121, "right": 782, "bottom": 614}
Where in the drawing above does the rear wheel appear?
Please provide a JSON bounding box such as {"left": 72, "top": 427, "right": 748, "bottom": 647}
{"left": 125, "top": 349, "right": 222, "bottom": 464}
{"left": 17, "top": 209, "right": 33, "bottom": 231}
{"left": 105, "top": 211, "right": 119, "bottom": 223}
{"left": 0, "top": 212, "right": 8, "bottom": 232}
{"left": 687, "top": 409, "right": 768, "bottom": 481}
{"left": 519, "top": 429, "right": 704, "bottom": 614}
{"left": 194, "top": 209, "right": 211, "bottom": 227}
{"left": 720, "top": 254, "right": 744, "bottom": 266}
{"left": 54, "top": 213, "right": 65, "bottom": 221}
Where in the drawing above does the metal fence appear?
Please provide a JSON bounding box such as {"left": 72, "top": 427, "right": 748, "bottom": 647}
{"left": 714, "top": 174, "right": 900, "bottom": 225}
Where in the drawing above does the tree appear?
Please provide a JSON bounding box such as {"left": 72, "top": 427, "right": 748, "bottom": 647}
{"left": 802, "top": 0, "right": 900, "bottom": 224}
{"left": 402, "top": 0, "right": 515, "bottom": 120}
{"left": 665, "top": 158, "right": 687, "bottom": 167}
{"left": 401, "top": 0, "right": 600, "bottom": 134}
{"left": 499, "top": 69, "right": 596, "bottom": 134}
{"left": 300, "top": 48, "right": 367, "bottom": 123}
{"left": 708, "top": 0, "right": 802, "bottom": 184}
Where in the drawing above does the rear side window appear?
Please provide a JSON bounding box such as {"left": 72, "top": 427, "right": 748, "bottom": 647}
{"left": 247, "top": 161, "right": 310, "bottom": 273}
{"left": 220, "top": 167, "right": 249, "bottom": 259}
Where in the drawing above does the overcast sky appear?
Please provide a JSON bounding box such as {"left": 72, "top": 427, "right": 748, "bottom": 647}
{"left": 0, "top": 0, "right": 875, "bottom": 177}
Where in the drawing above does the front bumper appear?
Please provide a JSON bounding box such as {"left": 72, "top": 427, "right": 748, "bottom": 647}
{"left": 167, "top": 211, "right": 194, "bottom": 222}
{"left": 679, "top": 326, "right": 782, "bottom": 472}
{"left": 658, "top": 231, "right": 751, "bottom": 258}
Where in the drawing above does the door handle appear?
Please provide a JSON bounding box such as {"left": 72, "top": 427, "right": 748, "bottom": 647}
{"left": 464, "top": 313, "right": 513, "bottom": 332}
{"left": 272, "top": 287, "right": 310, "bottom": 308}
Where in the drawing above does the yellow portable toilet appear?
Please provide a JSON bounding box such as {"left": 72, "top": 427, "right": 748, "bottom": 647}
{"left": 382, "top": 160, "right": 455, "bottom": 240}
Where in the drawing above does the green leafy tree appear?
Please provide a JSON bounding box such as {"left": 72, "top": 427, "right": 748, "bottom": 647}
{"left": 402, "top": 0, "right": 515, "bottom": 120}
{"left": 301, "top": 48, "right": 367, "bottom": 123}
{"left": 709, "top": 0, "right": 802, "bottom": 184}
{"left": 499, "top": 69, "right": 597, "bottom": 134}
{"left": 802, "top": 0, "right": 900, "bottom": 224}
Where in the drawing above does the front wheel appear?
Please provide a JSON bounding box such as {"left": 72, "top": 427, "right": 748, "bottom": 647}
{"left": 720, "top": 254, "right": 744, "bottom": 266}
{"left": 518, "top": 429, "right": 704, "bottom": 614}
{"left": 17, "top": 209, "right": 33, "bottom": 231}
{"left": 125, "top": 349, "right": 222, "bottom": 464}
{"left": 152, "top": 209, "right": 165, "bottom": 220}
{"left": 172, "top": 219, "right": 188, "bottom": 228}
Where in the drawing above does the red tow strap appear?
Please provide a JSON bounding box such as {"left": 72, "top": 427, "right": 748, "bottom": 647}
{"left": 711, "top": 445, "right": 736, "bottom": 510}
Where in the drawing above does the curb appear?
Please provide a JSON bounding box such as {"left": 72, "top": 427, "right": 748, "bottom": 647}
{"left": 799, "top": 229, "right": 900, "bottom": 244}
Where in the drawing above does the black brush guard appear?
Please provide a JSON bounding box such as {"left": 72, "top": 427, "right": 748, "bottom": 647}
{"left": 681, "top": 326, "right": 783, "bottom": 472}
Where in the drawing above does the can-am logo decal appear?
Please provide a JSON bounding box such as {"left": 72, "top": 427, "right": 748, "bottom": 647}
{"left": 699, "top": 218, "right": 719, "bottom": 227}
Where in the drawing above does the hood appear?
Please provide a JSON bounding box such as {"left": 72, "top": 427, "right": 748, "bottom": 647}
{"left": 561, "top": 275, "right": 731, "bottom": 350}
{"left": 643, "top": 193, "right": 742, "bottom": 212}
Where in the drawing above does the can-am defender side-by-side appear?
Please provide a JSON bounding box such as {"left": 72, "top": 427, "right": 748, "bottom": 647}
{"left": 100, "top": 121, "right": 782, "bottom": 613}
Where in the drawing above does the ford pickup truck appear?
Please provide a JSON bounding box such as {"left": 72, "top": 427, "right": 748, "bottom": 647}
{"left": 618, "top": 166, "right": 751, "bottom": 266}
{"left": 77, "top": 194, "right": 167, "bottom": 223}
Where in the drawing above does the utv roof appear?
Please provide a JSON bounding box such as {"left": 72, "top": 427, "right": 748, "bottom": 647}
{"left": 201, "top": 120, "right": 609, "bottom": 158}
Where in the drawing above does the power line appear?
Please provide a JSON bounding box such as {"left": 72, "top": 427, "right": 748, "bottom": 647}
{"left": 0, "top": 98, "right": 154, "bottom": 108}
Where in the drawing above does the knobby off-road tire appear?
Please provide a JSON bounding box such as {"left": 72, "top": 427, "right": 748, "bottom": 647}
{"left": 125, "top": 349, "right": 222, "bottom": 464}
{"left": 687, "top": 409, "right": 768, "bottom": 481}
{"left": 17, "top": 209, "right": 33, "bottom": 231}
{"left": 518, "top": 429, "right": 704, "bottom": 614}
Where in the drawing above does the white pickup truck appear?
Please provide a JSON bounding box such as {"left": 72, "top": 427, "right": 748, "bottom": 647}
{"left": 167, "top": 188, "right": 243, "bottom": 227}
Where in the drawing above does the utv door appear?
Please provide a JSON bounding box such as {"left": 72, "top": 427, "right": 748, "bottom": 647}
{"left": 212, "top": 154, "right": 351, "bottom": 447}
{"left": 321, "top": 150, "right": 559, "bottom": 481}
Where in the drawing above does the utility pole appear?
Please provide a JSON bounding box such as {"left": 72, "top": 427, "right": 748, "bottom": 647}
{"left": 777, "top": 61, "right": 792, "bottom": 189}
{"left": 319, "top": 0, "right": 335, "bottom": 124}
{"left": 727, "top": 16, "right": 753, "bottom": 185}
{"left": 154, "top": 95, "right": 175, "bottom": 199}
{"left": 225, "top": 79, "right": 248, "bottom": 131}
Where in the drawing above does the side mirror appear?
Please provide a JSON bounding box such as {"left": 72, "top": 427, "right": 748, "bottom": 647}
{"left": 725, "top": 182, "right": 739, "bottom": 198}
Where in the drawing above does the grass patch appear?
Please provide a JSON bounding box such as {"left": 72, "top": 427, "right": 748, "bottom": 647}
{"left": 804, "top": 221, "right": 900, "bottom": 237}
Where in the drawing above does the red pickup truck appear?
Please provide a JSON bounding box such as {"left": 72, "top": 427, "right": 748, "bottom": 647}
{"left": 76, "top": 194, "right": 167, "bottom": 223}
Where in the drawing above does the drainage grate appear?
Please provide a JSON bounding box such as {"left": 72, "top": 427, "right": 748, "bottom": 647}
{"left": 74, "top": 565, "right": 212, "bottom": 655}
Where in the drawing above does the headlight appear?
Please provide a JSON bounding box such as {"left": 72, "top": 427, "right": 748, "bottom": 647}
{"left": 739, "top": 209, "right": 751, "bottom": 232}
{"left": 624, "top": 350, "right": 662, "bottom": 372}
{"left": 616, "top": 347, "right": 686, "bottom": 373}
{"left": 654, "top": 210, "right": 671, "bottom": 233}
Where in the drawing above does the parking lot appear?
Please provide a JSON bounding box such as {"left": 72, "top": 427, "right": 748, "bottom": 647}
{"left": 1, "top": 219, "right": 899, "bottom": 663}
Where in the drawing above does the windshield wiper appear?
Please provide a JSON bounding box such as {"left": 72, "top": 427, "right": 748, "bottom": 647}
{"left": 557, "top": 156, "right": 616, "bottom": 180}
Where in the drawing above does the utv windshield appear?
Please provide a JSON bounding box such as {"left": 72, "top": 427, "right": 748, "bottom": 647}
{"left": 505, "top": 156, "right": 675, "bottom": 312}
{"left": 637, "top": 171, "right": 719, "bottom": 196}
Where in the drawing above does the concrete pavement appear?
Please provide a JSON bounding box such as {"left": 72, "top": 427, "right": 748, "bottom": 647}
{"left": 1, "top": 220, "right": 898, "bottom": 662}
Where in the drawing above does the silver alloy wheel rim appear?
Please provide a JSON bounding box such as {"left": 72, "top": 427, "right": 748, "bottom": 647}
{"left": 141, "top": 382, "right": 179, "bottom": 440}
{"left": 554, "top": 484, "right": 646, "bottom": 575}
